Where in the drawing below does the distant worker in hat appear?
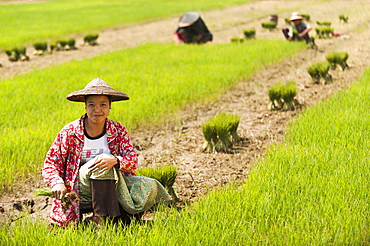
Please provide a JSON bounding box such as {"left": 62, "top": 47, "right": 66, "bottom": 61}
{"left": 282, "top": 12, "right": 312, "bottom": 44}
{"left": 42, "top": 78, "right": 172, "bottom": 227}
{"left": 173, "top": 12, "right": 213, "bottom": 44}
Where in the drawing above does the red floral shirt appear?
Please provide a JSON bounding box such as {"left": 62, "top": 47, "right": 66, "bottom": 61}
{"left": 42, "top": 114, "right": 138, "bottom": 227}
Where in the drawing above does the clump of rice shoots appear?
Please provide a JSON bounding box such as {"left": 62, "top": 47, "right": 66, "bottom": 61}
{"left": 58, "top": 39, "right": 68, "bottom": 50}
{"left": 66, "top": 38, "right": 77, "bottom": 50}
{"left": 261, "top": 22, "right": 277, "bottom": 31}
{"left": 339, "top": 14, "right": 349, "bottom": 23}
{"left": 202, "top": 113, "right": 241, "bottom": 153}
{"left": 137, "top": 165, "right": 178, "bottom": 200}
{"left": 5, "top": 47, "right": 20, "bottom": 61}
{"left": 307, "top": 62, "right": 332, "bottom": 84}
{"left": 281, "top": 81, "right": 297, "bottom": 110}
{"left": 202, "top": 121, "right": 218, "bottom": 152}
{"left": 243, "top": 29, "right": 256, "bottom": 39}
{"left": 33, "top": 187, "right": 52, "bottom": 197}
{"left": 315, "top": 27, "right": 334, "bottom": 38}
{"left": 33, "top": 42, "right": 48, "bottom": 55}
{"left": 301, "top": 14, "right": 310, "bottom": 21}
{"left": 84, "top": 33, "right": 99, "bottom": 46}
{"left": 268, "top": 82, "right": 284, "bottom": 109}
{"left": 230, "top": 37, "right": 244, "bottom": 43}
{"left": 326, "top": 52, "right": 349, "bottom": 71}
{"left": 316, "top": 21, "right": 331, "bottom": 26}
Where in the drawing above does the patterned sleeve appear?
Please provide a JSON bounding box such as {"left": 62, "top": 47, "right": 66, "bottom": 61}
{"left": 115, "top": 124, "right": 138, "bottom": 173}
{"left": 42, "top": 127, "right": 69, "bottom": 189}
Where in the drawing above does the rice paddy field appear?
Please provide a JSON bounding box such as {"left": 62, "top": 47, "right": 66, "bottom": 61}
{"left": 1, "top": 0, "right": 370, "bottom": 245}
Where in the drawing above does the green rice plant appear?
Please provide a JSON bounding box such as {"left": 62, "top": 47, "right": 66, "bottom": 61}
{"left": 230, "top": 37, "right": 244, "bottom": 43}
{"left": 261, "top": 22, "right": 277, "bottom": 31}
{"left": 316, "top": 21, "right": 331, "bottom": 26}
{"left": 268, "top": 82, "right": 284, "bottom": 109}
{"left": 202, "top": 113, "right": 241, "bottom": 152}
{"left": 4, "top": 47, "right": 20, "bottom": 62}
{"left": 33, "top": 42, "right": 48, "bottom": 55}
{"left": 339, "top": 14, "right": 349, "bottom": 23}
{"left": 83, "top": 33, "right": 99, "bottom": 46}
{"left": 301, "top": 14, "right": 310, "bottom": 21}
{"left": 281, "top": 80, "right": 297, "bottom": 110}
{"left": 307, "top": 62, "right": 332, "bottom": 84}
{"left": 33, "top": 187, "right": 52, "bottom": 197}
{"left": 326, "top": 52, "right": 349, "bottom": 71}
{"left": 315, "top": 27, "right": 334, "bottom": 38}
{"left": 58, "top": 39, "right": 68, "bottom": 50}
{"left": 243, "top": 29, "right": 256, "bottom": 39}
{"left": 49, "top": 40, "right": 58, "bottom": 53}
{"left": 136, "top": 165, "right": 178, "bottom": 200}
{"left": 66, "top": 38, "right": 77, "bottom": 50}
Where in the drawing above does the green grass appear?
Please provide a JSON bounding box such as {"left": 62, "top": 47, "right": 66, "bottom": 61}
{"left": 0, "top": 0, "right": 251, "bottom": 49}
{"left": 2, "top": 66, "right": 370, "bottom": 245}
{"left": 0, "top": 40, "right": 304, "bottom": 191}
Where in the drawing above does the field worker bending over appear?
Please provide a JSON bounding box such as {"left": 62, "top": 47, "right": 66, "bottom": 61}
{"left": 173, "top": 12, "right": 213, "bottom": 44}
{"left": 42, "top": 77, "right": 172, "bottom": 227}
{"left": 282, "top": 12, "right": 312, "bottom": 44}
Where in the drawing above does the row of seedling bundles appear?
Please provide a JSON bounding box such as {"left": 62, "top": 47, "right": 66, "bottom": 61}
{"left": 4, "top": 46, "right": 29, "bottom": 62}
{"left": 202, "top": 113, "right": 241, "bottom": 153}
{"left": 268, "top": 81, "right": 297, "bottom": 111}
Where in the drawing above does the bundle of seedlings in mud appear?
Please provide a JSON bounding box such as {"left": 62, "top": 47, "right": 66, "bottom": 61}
{"left": 339, "top": 14, "right": 349, "bottom": 23}
{"left": 137, "top": 165, "right": 178, "bottom": 200}
{"left": 301, "top": 14, "right": 310, "bottom": 21}
{"left": 325, "top": 51, "right": 349, "bottom": 71}
{"left": 202, "top": 113, "right": 241, "bottom": 153}
{"left": 268, "top": 82, "right": 284, "bottom": 110}
{"left": 84, "top": 33, "right": 99, "bottom": 45}
{"left": 316, "top": 21, "right": 331, "bottom": 26}
{"left": 58, "top": 39, "right": 68, "bottom": 50}
{"left": 261, "top": 22, "right": 277, "bottom": 31}
{"left": 243, "top": 29, "right": 256, "bottom": 39}
{"left": 307, "top": 62, "right": 332, "bottom": 84}
{"left": 230, "top": 37, "right": 245, "bottom": 43}
{"left": 315, "top": 27, "right": 334, "bottom": 38}
{"left": 33, "top": 188, "right": 80, "bottom": 210}
{"left": 33, "top": 42, "right": 48, "bottom": 55}
{"left": 66, "top": 38, "right": 77, "bottom": 50}
{"left": 5, "top": 46, "right": 29, "bottom": 61}
{"left": 281, "top": 81, "right": 297, "bottom": 110}
{"left": 268, "top": 81, "right": 297, "bottom": 110}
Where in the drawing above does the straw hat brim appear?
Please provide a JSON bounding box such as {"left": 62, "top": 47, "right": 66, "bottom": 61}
{"left": 66, "top": 86, "right": 129, "bottom": 102}
{"left": 290, "top": 15, "right": 304, "bottom": 21}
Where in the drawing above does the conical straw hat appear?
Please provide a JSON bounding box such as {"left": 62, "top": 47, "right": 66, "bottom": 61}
{"left": 66, "top": 77, "right": 129, "bottom": 102}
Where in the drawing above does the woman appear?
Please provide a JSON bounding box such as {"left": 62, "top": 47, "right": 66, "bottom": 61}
{"left": 282, "top": 12, "right": 312, "bottom": 44}
{"left": 42, "top": 77, "right": 172, "bottom": 227}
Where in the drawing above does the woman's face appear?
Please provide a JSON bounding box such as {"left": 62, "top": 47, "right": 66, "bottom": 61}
{"left": 85, "top": 95, "right": 111, "bottom": 125}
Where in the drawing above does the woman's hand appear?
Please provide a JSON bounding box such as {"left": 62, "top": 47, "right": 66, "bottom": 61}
{"left": 89, "top": 156, "right": 118, "bottom": 172}
{"left": 52, "top": 183, "right": 67, "bottom": 200}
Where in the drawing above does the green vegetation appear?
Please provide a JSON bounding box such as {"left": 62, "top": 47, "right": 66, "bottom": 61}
{"left": 243, "top": 29, "right": 256, "bottom": 39}
{"left": 315, "top": 27, "right": 334, "bottom": 38}
{"left": 202, "top": 112, "right": 241, "bottom": 152}
{"left": 268, "top": 81, "right": 297, "bottom": 110}
{"left": 0, "top": 0, "right": 252, "bottom": 49}
{"left": 339, "top": 14, "right": 349, "bottom": 23}
{"left": 136, "top": 165, "right": 178, "bottom": 200}
{"left": 301, "top": 14, "right": 310, "bottom": 21}
{"left": 326, "top": 51, "right": 349, "bottom": 70}
{"left": 261, "top": 21, "right": 277, "bottom": 31}
{"left": 0, "top": 40, "right": 304, "bottom": 191}
{"left": 307, "top": 61, "right": 332, "bottom": 84}
{"left": 83, "top": 33, "right": 99, "bottom": 46}
{"left": 2, "top": 57, "right": 369, "bottom": 246}
{"left": 316, "top": 21, "right": 331, "bottom": 26}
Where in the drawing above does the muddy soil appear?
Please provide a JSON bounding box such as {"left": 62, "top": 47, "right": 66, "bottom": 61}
{"left": 1, "top": 0, "right": 370, "bottom": 224}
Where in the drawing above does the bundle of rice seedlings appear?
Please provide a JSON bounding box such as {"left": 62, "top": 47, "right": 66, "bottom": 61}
{"left": 66, "top": 38, "right": 77, "bottom": 50}
{"left": 137, "top": 165, "right": 178, "bottom": 200}
{"left": 326, "top": 52, "right": 349, "bottom": 71}
{"left": 202, "top": 113, "right": 241, "bottom": 152}
{"left": 243, "top": 29, "right": 256, "bottom": 39}
{"left": 268, "top": 82, "right": 284, "bottom": 109}
{"left": 308, "top": 62, "right": 332, "bottom": 84}
{"left": 18, "top": 46, "right": 29, "bottom": 61}
{"left": 5, "top": 47, "right": 20, "bottom": 62}
{"left": 84, "top": 33, "right": 99, "bottom": 46}
{"left": 316, "top": 21, "right": 331, "bottom": 26}
{"left": 301, "top": 14, "right": 310, "bottom": 21}
{"left": 281, "top": 81, "right": 297, "bottom": 110}
{"left": 315, "top": 27, "right": 334, "bottom": 38}
{"left": 33, "top": 187, "right": 52, "bottom": 197}
{"left": 50, "top": 40, "right": 58, "bottom": 53}
{"left": 58, "top": 40, "right": 68, "bottom": 50}
{"left": 230, "top": 37, "right": 244, "bottom": 43}
{"left": 339, "top": 14, "right": 349, "bottom": 23}
{"left": 33, "top": 42, "right": 48, "bottom": 55}
{"left": 261, "top": 22, "right": 277, "bottom": 31}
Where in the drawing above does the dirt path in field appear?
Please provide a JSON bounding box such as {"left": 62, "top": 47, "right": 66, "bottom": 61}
{"left": 1, "top": 0, "right": 370, "bottom": 224}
